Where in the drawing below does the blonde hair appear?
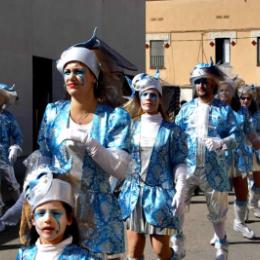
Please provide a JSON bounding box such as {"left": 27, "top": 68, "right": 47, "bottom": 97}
{"left": 124, "top": 93, "right": 169, "bottom": 121}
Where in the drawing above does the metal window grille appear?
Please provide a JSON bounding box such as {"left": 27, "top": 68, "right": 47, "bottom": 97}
{"left": 150, "top": 40, "right": 164, "bottom": 68}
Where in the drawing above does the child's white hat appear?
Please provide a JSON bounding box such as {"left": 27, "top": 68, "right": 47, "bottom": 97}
{"left": 23, "top": 167, "right": 74, "bottom": 211}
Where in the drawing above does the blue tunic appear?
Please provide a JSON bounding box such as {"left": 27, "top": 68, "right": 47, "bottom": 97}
{"left": 175, "top": 98, "right": 240, "bottom": 192}
{"left": 231, "top": 107, "right": 254, "bottom": 175}
{"left": 119, "top": 119, "right": 187, "bottom": 229}
{"left": 16, "top": 243, "right": 101, "bottom": 260}
{"left": 37, "top": 100, "right": 130, "bottom": 254}
{"left": 252, "top": 110, "right": 260, "bottom": 164}
{"left": 0, "top": 110, "right": 23, "bottom": 165}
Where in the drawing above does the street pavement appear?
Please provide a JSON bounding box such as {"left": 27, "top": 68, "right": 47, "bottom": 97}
{"left": 0, "top": 159, "right": 259, "bottom": 259}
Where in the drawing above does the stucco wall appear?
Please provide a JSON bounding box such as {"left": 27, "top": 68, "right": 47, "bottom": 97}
{"left": 146, "top": 0, "right": 260, "bottom": 99}
{"left": 0, "top": 0, "right": 145, "bottom": 155}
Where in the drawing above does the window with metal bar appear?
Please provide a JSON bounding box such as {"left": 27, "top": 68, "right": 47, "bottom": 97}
{"left": 150, "top": 40, "right": 164, "bottom": 69}
{"left": 215, "top": 38, "right": 230, "bottom": 64}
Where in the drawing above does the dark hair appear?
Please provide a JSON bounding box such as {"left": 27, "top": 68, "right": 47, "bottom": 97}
{"left": 94, "top": 71, "right": 126, "bottom": 107}
{"left": 247, "top": 99, "right": 258, "bottom": 116}
{"left": 29, "top": 202, "right": 80, "bottom": 246}
{"left": 63, "top": 69, "right": 126, "bottom": 107}
{"left": 230, "top": 94, "right": 241, "bottom": 112}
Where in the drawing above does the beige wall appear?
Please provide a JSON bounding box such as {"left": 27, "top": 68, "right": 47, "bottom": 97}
{"left": 146, "top": 0, "right": 260, "bottom": 101}
{"left": 0, "top": 0, "right": 145, "bottom": 154}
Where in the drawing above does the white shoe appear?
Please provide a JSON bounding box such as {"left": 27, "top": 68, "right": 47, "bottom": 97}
{"left": 0, "top": 222, "right": 6, "bottom": 232}
{"left": 233, "top": 222, "right": 255, "bottom": 239}
{"left": 171, "top": 236, "right": 186, "bottom": 259}
{"left": 254, "top": 208, "right": 260, "bottom": 218}
{"left": 216, "top": 248, "right": 228, "bottom": 260}
{"left": 210, "top": 234, "right": 217, "bottom": 246}
{"left": 215, "top": 237, "right": 228, "bottom": 260}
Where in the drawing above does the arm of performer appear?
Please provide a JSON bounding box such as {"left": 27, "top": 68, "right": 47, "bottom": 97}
{"left": 61, "top": 128, "right": 130, "bottom": 180}
{"left": 172, "top": 163, "right": 188, "bottom": 216}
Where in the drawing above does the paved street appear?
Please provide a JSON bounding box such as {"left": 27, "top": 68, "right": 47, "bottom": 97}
{"left": 0, "top": 192, "right": 259, "bottom": 259}
{"left": 0, "top": 159, "right": 259, "bottom": 259}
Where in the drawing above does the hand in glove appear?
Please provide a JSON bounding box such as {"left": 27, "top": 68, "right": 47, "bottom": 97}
{"left": 58, "top": 128, "right": 91, "bottom": 145}
{"left": 58, "top": 128, "right": 130, "bottom": 180}
{"left": 204, "top": 137, "right": 223, "bottom": 152}
{"left": 172, "top": 192, "right": 185, "bottom": 217}
{"left": 8, "top": 145, "right": 21, "bottom": 164}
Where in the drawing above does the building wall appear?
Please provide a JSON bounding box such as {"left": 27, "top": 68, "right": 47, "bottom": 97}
{"left": 0, "top": 0, "right": 145, "bottom": 155}
{"left": 146, "top": 0, "right": 260, "bottom": 101}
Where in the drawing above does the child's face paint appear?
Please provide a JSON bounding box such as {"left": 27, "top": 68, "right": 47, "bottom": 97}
{"left": 140, "top": 89, "right": 161, "bottom": 114}
{"left": 63, "top": 62, "right": 96, "bottom": 98}
{"left": 32, "top": 201, "right": 72, "bottom": 244}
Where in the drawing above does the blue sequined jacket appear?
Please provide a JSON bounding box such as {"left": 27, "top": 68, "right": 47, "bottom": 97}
{"left": 175, "top": 98, "right": 241, "bottom": 191}
{"left": 119, "top": 119, "right": 187, "bottom": 229}
{"left": 16, "top": 243, "right": 100, "bottom": 260}
{"left": 0, "top": 110, "right": 23, "bottom": 165}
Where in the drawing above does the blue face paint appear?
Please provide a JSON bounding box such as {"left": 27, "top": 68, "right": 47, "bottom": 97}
{"left": 34, "top": 208, "right": 64, "bottom": 231}
{"left": 140, "top": 91, "right": 159, "bottom": 102}
{"left": 63, "top": 68, "right": 86, "bottom": 85}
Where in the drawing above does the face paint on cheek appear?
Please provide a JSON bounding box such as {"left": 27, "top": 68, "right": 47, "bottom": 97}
{"left": 50, "top": 211, "right": 64, "bottom": 234}
{"left": 140, "top": 92, "right": 159, "bottom": 102}
{"left": 63, "top": 69, "right": 86, "bottom": 85}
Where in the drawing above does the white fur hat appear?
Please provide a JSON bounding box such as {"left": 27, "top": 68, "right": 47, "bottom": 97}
{"left": 56, "top": 46, "right": 100, "bottom": 79}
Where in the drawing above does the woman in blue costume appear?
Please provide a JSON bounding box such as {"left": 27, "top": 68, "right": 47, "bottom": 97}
{"left": 217, "top": 79, "right": 257, "bottom": 240}
{"left": 17, "top": 166, "right": 100, "bottom": 260}
{"left": 0, "top": 83, "right": 22, "bottom": 219}
{"left": 119, "top": 73, "right": 188, "bottom": 260}
{"left": 36, "top": 31, "right": 137, "bottom": 259}
{"left": 238, "top": 85, "right": 260, "bottom": 218}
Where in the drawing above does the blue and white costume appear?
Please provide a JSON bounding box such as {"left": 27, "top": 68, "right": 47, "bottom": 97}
{"left": 228, "top": 107, "right": 254, "bottom": 178}
{"left": 119, "top": 114, "right": 187, "bottom": 233}
{"left": 0, "top": 84, "right": 23, "bottom": 215}
{"left": 175, "top": 98, "right": 240, "bottom": 198}
{"left": 38, "top": 100, "right": 130, "bottom": 255}
{"left": 16, "top": 236, "right": 101, "bottom": 260}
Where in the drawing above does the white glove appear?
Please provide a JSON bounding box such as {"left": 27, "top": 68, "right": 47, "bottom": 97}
{"left": 172, "top": 164, "right": 188, "bottom": 216}
{"left": 8, "top": 145, "right": 21, "bottom": 164}
{"left": 204, "top": 137, "right": 223, "bottom": 152}
{"left": 58, "top": 128, "right": 91, "bottom": 145}
{"left": 58, "top": 128, "right": 130, "bottom": 180}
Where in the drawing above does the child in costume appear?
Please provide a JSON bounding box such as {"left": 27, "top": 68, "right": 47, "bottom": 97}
{"left": 16, "top": 167, "right": 100, "bottom": 259}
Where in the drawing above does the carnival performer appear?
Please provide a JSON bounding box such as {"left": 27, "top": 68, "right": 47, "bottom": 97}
{"left": 217, "top": 79, "right": 256, "bottom": 239}
{"left": 119, "top": 73, "right": 188, "bottom": 260}
{"left": 238, "top": 85, "right": 260, "bottom": 218}
{"left": 35, "top": 30, "right": 137, "bottom": 259}
{"left": 0, "top": 83, "right": 22, "bottom": 220}
{"left": 172, "top": 63, "right": 241, "bottom": 260}
{"left": 17, "top": 167, "right": 100, "bottom": 260}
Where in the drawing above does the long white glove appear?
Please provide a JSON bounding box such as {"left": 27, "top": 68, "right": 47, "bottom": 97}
{"left": 60, "top": 128, "right": 130, "bottom": 180}
{"left": 204, "top": 137, "right": 224, "bottom": 152}
{"left": 172, "top": 164, "right": 188, "bottom": 216}
{"left": 8, "top": 145, "right": 22, "bottom": 164}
